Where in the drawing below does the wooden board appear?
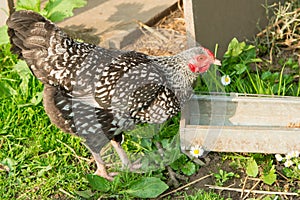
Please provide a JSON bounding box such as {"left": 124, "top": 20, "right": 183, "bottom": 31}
{"left": 183, "top": 0, "right": 284, "bottom": 57}
{"left": 181, "top": 126, "right": 300, "bottom": 154}
{"left": 180, "top": 94, "right": 300, "bottom": 154}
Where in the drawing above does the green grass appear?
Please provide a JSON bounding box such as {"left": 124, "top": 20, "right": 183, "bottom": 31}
{"left": 183, "top": 190, "right": 229, "bottom": 200}
{"left": 0, "top": 43, "right": 224, "bottom": 199}
{"left": 160, "top": 189, "right": 229, "bottom": 200}
{"left": 0, "top": 87, "right": 91, "bottom": 199}
{"left": 0, "top": 44, "right": 91, "bottom": 198}
{"left": 0, "top": 80, "right": 224, "bottom": 200}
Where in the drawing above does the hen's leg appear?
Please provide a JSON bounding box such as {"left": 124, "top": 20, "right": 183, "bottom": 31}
{"left": 91, "top": 150, "right": 114, "bottom": 181}
{"left": 110, "top": 140, "right": 130, "bottom": 167}
{"left": 110, "top": 139, "right": 142, "bottom": 171}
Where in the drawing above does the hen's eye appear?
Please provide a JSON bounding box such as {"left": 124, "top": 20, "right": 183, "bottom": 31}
{"left": 197, "top": 56, "right": 204, "bottom": 62}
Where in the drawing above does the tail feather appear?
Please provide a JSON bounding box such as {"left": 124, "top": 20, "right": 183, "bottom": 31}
{"left": 7, "top": 11, "right": 49, "bottom": 57}
{"left": 7, "top": 10, "right": 96, "bottom": 90}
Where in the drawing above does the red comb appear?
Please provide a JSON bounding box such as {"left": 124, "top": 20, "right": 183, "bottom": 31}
{"left": 203, "top": 47, "right": 215, "bottom": 58}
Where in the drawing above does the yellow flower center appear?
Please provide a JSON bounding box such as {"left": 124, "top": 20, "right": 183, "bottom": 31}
{"left": 193, "top": 149, "right": 200, "bottom": 155}
{"left": 225, "top": 77, "right": 230, "bottom": 82}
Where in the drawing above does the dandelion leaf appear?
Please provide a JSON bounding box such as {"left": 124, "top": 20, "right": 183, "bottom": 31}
{"left": 16, "top": 0, "right": 41, "bottom": 12}
{"left": 43, "top": 0, "right": 87, "bottom": 22}
{"left": 246, "top": 158, "right": 258, "bottom": 177}
{"left": 0, "top": 25, "right": 10, "bottom": 45}
{"left": 86, "top": 174, "right": 110, "bottom": 192}
{"left": 125, "top": 177, "right": 168, "bottom": 198}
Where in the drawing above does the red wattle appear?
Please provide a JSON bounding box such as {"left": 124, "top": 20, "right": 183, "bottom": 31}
{"left": 188, "top": 63, "right": 196, "bottom": 72}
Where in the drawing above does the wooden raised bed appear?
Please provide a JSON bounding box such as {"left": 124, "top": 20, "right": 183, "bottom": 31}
{"left": 180, "top": 93, "right": 300, "bottom": 154}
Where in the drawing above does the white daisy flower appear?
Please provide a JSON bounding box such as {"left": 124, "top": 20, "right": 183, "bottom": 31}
{"left": 284, "top": 160, "right": 294, "bottom": 168}
{"left": 221, "top": 75, "right": 231, "bottom": 86}
{"left": 275, "top": 154, "right": 283, "bottom": 162}
{"left": 190, "top": 145, "right": 204, "bottom": 157}
{"left": 289, "top": 150, "right": 300, "bottom": 158}
{"left": 286, "top": 153, "right": 292, "bottom": 160}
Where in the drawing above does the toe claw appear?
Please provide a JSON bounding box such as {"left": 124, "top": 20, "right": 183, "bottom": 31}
{"left": 94, "top": 169, "right": 114, "bottom": 181}
{"left": 108, "top": 172, "right": 119, "bottom": 177}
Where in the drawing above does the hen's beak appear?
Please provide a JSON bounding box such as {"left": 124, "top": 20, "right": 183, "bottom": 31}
{"left": 214, "top": 59, "right": 221, "bottom": 66}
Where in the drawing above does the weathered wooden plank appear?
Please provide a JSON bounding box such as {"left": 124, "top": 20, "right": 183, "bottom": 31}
{"left": 180, "top": 94, "right": 300, "bottom": 154}
{"left": 183, "top": 0, "right": 284, "bottom": 57}
{"left": 186, "top": 94, "right": 300, "bottom": 126}
{"left": 181, "top": 126, "right": 300, "bottom": 154}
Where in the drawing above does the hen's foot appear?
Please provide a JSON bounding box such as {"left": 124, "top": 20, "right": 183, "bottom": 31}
{"left": 91, "top": 150, "right": 117, "bottom": 181}
{"left": 110, "top": 140, "right": 143, "bottom": 172}
{"left": 166, "top": 165, "right": 188, "bottom": 187}
{"left": 94, "top": 168, "right": 114, "bottom": 181}
{"left": 122, "top": 158, "right": 142, "bottom": 172}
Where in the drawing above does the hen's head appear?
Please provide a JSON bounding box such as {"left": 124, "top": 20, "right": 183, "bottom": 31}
{"left": 181, "top": 47, "right": 221, "bottom": 73}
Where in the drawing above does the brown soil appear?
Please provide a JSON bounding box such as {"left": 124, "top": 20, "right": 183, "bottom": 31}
{"left": 160, "top": 152, "right": 299, "bottom": 200}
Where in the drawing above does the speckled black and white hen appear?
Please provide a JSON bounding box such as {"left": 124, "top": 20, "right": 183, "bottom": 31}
{"left": 7, "top": 10, "right": 221, "bottom": 180}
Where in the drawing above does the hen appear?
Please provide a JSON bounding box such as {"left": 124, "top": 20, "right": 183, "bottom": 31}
{"left": 7, "top": 10, "right": 221, "bottom": 180}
